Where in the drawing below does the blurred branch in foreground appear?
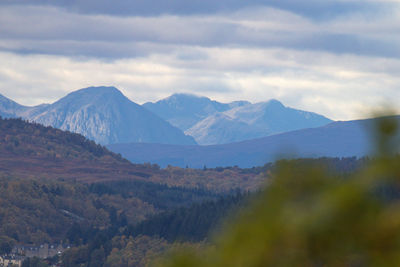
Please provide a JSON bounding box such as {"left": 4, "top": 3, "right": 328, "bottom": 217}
{"left": 157, "top": 115, "right": 400, "bottom": 267}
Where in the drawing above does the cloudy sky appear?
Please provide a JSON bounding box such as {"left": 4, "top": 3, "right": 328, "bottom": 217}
{"left": 0, "top": 0, "right": 399, "bottom": 120}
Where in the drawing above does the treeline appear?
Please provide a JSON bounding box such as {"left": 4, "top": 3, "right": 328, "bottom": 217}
{"left": 59, "top": 192, "right": 250, "bottom": 267}
{"left": 88, "top": 180, "right": 220, "bottom": 210}
{"left": 0, "top": 177, "right": 110, "bottom": 244}
{"left": 0, "top": 176, "right": 222, "bottom": 246}
{"left": 126, "top": 192, "right": 249, "bottom": 242}
{"left": 277, "top": 156, "right": 367, "bottom": 174}
{"left": 0, "top": 156, "right": 372, "bottom": 246}
{"left": 158, "top": 118, "right": 400, "bottom": 266}
{"left": 205, "top": 156, "right": 366, "bottom": 175}
{"left": 19, "top": 156, "right": 380, "bottom": 266}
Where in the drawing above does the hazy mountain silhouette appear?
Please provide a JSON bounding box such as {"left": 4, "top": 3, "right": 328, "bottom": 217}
{"left": 107, "top": 117, "right": 388, "bottom": 168}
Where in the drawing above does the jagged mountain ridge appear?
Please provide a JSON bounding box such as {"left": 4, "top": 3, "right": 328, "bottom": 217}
{"left": 1, "top": 88, "right": 331, "bottom": 146}
{"left": 0, "top": 87, "right": 196, "bottom": 145}
{"left": 186, "top": 99, "right": 333, "bottom": 145}
{"left": 144, "top": 94, "right": 332, "bottom": 145}
{"left": 143, "top": 93, "right": 251, "bottom": 131}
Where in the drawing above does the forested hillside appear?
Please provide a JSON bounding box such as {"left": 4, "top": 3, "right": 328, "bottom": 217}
{"left": 57, "top": 157, "right": 373, "bottom": 267}
{"left": 58, "top": 192, "right": 249, "bottom": 267}
{"left": 160, "top": 119, "right": 400, "bottom": 266}
{"left": 0, "top": 117, "right": 262, "bottom": 191}
{"left": 127, "top": 192, "right": 249, "bottom": 243}
{"left": 0, "top": 117, "right": 263, "bottom": 250}
{"left": 0, "top": 177, "right": 151, "bottom": 245}
{"left": 0, "top": 116, "right": 377, "bottom": 267}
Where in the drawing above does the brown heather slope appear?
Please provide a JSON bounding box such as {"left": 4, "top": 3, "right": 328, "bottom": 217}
{"left": 0, "top": 117, "right": 264, "bottom": 192}
{"left": 0, "top": 117, "right": 154, "bottom": 183}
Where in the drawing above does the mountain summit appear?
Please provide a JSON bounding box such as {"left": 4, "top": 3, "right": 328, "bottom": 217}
{"left": 0, "top": 88, "right": 331, "bottom": 146}
{"left": 186, "top": 99, "right": 332, "bottom": 145}
{"left": 0, "top": 87, "right": 196, "bottom": 145}
{"left": 143, "top": 93, "right": 250, "bottom": 131}
{"left": 144, "top": 94, "right": 332, "bottom": 145}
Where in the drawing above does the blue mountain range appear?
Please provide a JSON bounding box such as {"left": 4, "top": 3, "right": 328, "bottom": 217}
{"left": 144, "top": 94, "right": 332, "bottom": 145}
{"left": 0, "top": 87, "right": 196, "bottom": 145}
{"left": 2, "top": 86, "right": 394, "bottom": 168}
{"left": 107, "top": 118, "right": 383, "bottom": 168}
{"left": 0, "top": 87, "right": 331, "bottom": 146}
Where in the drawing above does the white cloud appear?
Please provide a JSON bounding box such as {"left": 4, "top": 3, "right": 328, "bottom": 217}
{"left": 1, "top": 45, "right": 399, "bottom": 121}
{"left": 0, "top": 2, "right": 399, "bottom": 121}
{"left": 0, "top": 5, "right": 399, "bottom": 58}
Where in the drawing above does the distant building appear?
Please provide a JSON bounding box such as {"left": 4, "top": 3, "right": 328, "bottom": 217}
{"left": 0, "top": 254, "right": 24, "bottom": 267}
{"left": 1, "top": 243, "right": 70, "bottom": 266}
{"left": 12, "top": 243, "right": 70, "bottom": 259}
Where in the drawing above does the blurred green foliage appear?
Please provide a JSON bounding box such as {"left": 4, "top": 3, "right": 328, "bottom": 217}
{"left": 159, "top": 116, "right": 400, "bottom": 266}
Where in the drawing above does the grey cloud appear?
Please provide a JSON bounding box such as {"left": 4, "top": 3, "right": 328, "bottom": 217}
{"left": 287, "top": 33, "right": 400, "bottom": 58}
{"left": 0, "top": 0, "right": 388, "bottom": 20}
{"left": 0, "top": 40, "right": 160, "bottom": 59}
{"left": 0, "top": 5, "right": 399, "bottom": 60}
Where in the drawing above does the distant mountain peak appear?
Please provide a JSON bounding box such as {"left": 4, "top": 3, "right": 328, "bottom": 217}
{"left": 143, "top": 94, "right": 250, "bottom": 131}
{"left": 0, "top": 86, "right": 196, "bottom": 145}
{"left": 65, "top": 86, "right": 124, "bottom": 98}
{"left": 167, "top": 93, "right": 207, "bottom": 99}
{"left": 50, "top": 86, "right": 132, "bottom": 113}
{"left": 76, "top": 86, "right": 119, "bottom": 92}
{"left": 264, "top": 99, "right": 284, "bottom": 107}
{"left": 0, "top": 88, "right": 331, "bottom": 147}
{"left": 164, "top": 93, "right": 217, "bottom": 108}
{"left": 187, "top": 99, "right": 332, "bottom": 145}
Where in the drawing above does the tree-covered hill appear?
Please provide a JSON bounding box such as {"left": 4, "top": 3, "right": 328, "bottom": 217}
{"left": 0, "top": 117, "right": 149, "bottom": 183}
{"left": 57, "top": 157, "right": 373, "bottom": 267}
{"left": 0, "top": 117, "right": 262, "bottom": 191}
{"left": 0, "top": 176, "right": 150, "bottom": 245}
{"left": 0, "top": 116, "right": 263, "bottom": 248}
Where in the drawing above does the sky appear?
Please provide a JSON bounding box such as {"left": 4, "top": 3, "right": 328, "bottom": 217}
{"left": 0, "top": 0, "right": 399, "bottom": 120}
